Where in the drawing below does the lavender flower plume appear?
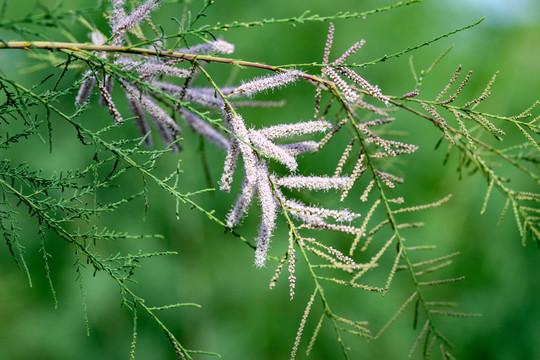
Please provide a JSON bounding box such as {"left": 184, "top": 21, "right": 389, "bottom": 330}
{"left": 248, "top": 131, "right": 298, "bottom": 171}
{"left": 75, "top": 72, "right": 95, "bottom": 106}
{"left": 88, "top": 31, "right": 112, "bottom": 107}
{"left": 99, "top": 75, "right": 115, "bottom": 107}
{"left": 315, "top": 22, "right": 335, "bottom": 117}
{"left": 125, "top": 92, "right": 152, "bottom": 146}
{"left": 371, "top": 138, "right": 418, "bottom": 158}
{"left": 254, "top": 163, "right": 277, "bottom": 268}
{"left": 356, "top": 120, "right": 418, "bottom": 158}
{"left": 224, "top": 110, "right": 258, "bottom": 186}
{"left": 290, "top": 211, "right": 325, "bottom": 227}
{"left": 117, "top": 58, "right": 191, "bottom": 80}
{"left": 287, "top": 233, "right": 296, "bottom": 300}
{"left": 303, "top": 238, "right": 356, "bottom": 266}
{"left": 276, "top": 176, "right": 350, "bottom": 191}
{"left": 153, "top": 81, "right": 224, "bottom": 108}
{"left": 179, "top": 40, "right": 235, "bottom": 55}
{"left": 183, "top": 88, "right": 225, "bottom": 108}
{"left": 115, "top": 0, "right": 160, "bottom": 37}
{"left": 300, "top": 222, "right": 359, "bottom": 235}
{"left": 75, "top": 31, "right": 107, "bottom": 107}
{"left": 334, "top": 140, "right": 354, "bottom": 176}
{"left": 284, "top": 199, "right": 360, "bottom": 222}
{"left": 232, "top": 100, "right": 286, "bottom": 108}
{"left": 279, "top": 141, "right": 319, "bottom": 156}
{"left": 187, "top": 87, "right": 237, "bottom": 97}
{"left": 122, "top": 82, "right": 181, "bottom": 150}
{"left": 111, "top": 0, "right": 127, "bottom": 31}
{"left": 232, "top": 70, "right": 304, "bottom": 97}
{"left": 333, "top": 40, "right": 366, "bottom": 66}
{"left": 290, "top": 290, "right": 316, "bottom": 359}
{"left": 154, "top": 120, "right": 181, "bottom": 152}
{"left": 340, "top": 154, "right": 366, "bottom": 201}
{"left": 220, "top": 142, "right": 239, "bottom": 192}
{"left": 322, "top": 66, "right": 359, "bottom": 103}
{"left": 97, "top": 81, "right": 123, "bottom": 123}
{"left": 123, "top": 82, "right": 180, "bottom": 133}
{"left": 318, "top": 118, "right": 347, "bottom": 150}
{"left": 112, "top": 0, "right": 125, "bottom": 8}
{"left": 226, "top": 177, "right": 256, "bottom": 228}
{"left": 323, "top": 23, "right": 335, "bottom": 65}
{"left": 179, "top": 109, "right": 229, "bottom": 150}
{"left": 255, "top": 120, "right": 332, "bottom": 140}
{"left": 337, "top": 66, "right": 390, "bottom": 105}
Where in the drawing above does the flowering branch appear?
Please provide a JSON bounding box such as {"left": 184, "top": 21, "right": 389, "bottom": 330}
{"left": 0, "top": 1, "right": 537, "bottom": 359}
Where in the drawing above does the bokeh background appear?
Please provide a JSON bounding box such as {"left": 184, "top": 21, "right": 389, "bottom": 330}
{"left": 0, "top": 0, "right": 539, "bottom": 359}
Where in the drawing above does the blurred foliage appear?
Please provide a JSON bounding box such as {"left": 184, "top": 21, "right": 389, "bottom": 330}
{"left": 0, "top": 0, "right": 539, "bottom": 359}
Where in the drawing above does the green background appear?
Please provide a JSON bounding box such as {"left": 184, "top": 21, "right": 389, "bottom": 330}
{"left": 0, "top": 0, "right": 539, "bottom": 359}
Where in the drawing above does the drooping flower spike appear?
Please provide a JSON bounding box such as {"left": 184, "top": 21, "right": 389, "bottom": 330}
{"left": 75, "top": 31, "right": 107, "bottom": 106}
{"left": 73, "top": 2, "right": 242, "bottom": 151}
{"left": 113, "top": 0, "right": 161, "bottom": 43}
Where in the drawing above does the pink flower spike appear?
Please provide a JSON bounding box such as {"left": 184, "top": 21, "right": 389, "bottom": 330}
{"left": 115, "top": 0, "right": 160, "bottom": 36}
{"left": 323, "top": 23, "right": 335, "bottom": 65}
{"left": 248, "top": 131, "right": 298, "bottom": 171}
{"left": 220, "top": 142, "right": 239, "bottom": 192}
{"left": 276, "top": 176, "right": 350, "bottom": 191}
{"left": 179, "top": 109, "right": 229, "bottom": 150}
{"left": 125, "top": 92, "right": 152, "bottom": 146}
{"left": 117, "top": 58, "right": 191, "bottom": 79}
{"left": 111, "top": 0, "right": 127, "bottom": 32}
{"left": 254, "top": 163, "right": 277, "bottom": 268}
{"left": 75, "top": 72, "right": 96, "bottom": 106}
{"left": 333, "top": 40, "right": 366, "bottom": 66}
{"left": 98, "top": 80, "right": 122, "bottom": 123}
{"left": 337, "top": 66, "right": 390, "bottom": 105}
{"left": 223, "top": 110, "right": 258, "bottom": 186}
{"left": 153, "top": 81, "right": 224, "bottom": 108}
{"left": 226, "top": 177, "right": 256, "bottom": 228}
{"left": 233, "top": 70, "right": 304, "bottom": 97}
{"left": 256, "top": 120, "right": 331, "bottom": 140}
{"left": 123, "top": 82, "right": 180, "bottom": 132}
{"left": 284, "top": 199, "right": 360, "bottom": 222}
{"left": 323, "top": 67, "right": 359, "bottom": 103}
{"left": 279, "top": 141, "right": 319, "bottom": 156}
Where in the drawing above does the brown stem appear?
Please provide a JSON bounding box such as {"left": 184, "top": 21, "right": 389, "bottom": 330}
{"left": 0, "top": 40, "right": 332, "bottom": 87}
